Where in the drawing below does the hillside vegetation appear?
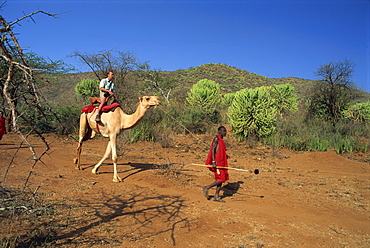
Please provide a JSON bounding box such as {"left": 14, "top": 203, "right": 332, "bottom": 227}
{"left": 42, "top": 63, "right": 319, "bottom": 104}
{"left": 40, "top": 63, "right": 369, "bottom": 155}
{"left": 44, "top": 63, "right": 369, "bottom": 104}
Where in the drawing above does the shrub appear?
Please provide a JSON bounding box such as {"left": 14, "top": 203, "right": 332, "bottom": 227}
{"left": 270, "top": 84, "right": 298, "bottom": 116}
{"left": 55, "top": 104, "right": 82, "bottom": 134}
{"left": 343, "top": 101, "right": 370, "bottom": 123}
{"left": 181, "top": 107, "right": 208, "bottom": 134}
{"left": 222, "top": 92, "right": 235, "bottom": 106}
{"left": 263, "top": 116, "right": 370, "bottom": 153}
{"left": 75, "top": 79, "right": 99, "bottom": 102}
{"left": 127, "top": 108, "right": 163, "bottom": 142}
{"left": 186, "top": 79, "right": 222, "bottom": 114}
{"left": 227, "top": 87, "right": 277, "bottom": 141}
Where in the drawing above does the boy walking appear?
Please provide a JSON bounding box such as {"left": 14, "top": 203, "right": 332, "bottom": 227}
{"left": 202, "top": 126, "right": 229, "bottom": 202}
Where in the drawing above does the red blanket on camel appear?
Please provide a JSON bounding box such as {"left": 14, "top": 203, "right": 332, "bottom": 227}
{"left": 81, "top": 102, "right": 120, "bottom": 113}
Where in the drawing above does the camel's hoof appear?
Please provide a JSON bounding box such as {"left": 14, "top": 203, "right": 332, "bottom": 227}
{"left": 113, "top": 177, "right": 122, "bottom": 183}
{"left": 91, "top": 168, "right": 99, "bottom": 174}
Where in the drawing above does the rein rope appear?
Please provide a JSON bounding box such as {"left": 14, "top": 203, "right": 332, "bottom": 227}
{"left": 157, "top": 105, "right": 209, "bottom": 149}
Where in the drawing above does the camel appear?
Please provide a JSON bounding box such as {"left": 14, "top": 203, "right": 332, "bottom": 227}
{"left": 73, "top": 96, "right": 160, "bottom": 182}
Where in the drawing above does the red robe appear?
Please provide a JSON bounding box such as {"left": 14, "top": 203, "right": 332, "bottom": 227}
{"left": 0, "top": 117, "right": 5, "bottom": 140}
{"left": 205, "top": 135, "right": 229, "bottom": 182}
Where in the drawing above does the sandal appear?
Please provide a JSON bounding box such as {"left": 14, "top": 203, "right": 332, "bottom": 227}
{"left": 202, "top": 187, "right": 210, "bottom": 200}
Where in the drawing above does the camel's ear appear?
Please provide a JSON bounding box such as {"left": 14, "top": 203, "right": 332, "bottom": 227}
{"left": 138, "top": 96, "right": 142, "bottom": 102}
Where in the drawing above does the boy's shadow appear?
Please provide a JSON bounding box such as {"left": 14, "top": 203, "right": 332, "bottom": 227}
{"left": 221, "top": 181, "right": 244, "bottom": 198}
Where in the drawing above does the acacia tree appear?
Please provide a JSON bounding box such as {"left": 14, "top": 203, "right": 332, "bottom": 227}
{"left": 0, "top": 10, "right": 67, "bottom": 187}
{"left": 135, "top": 62, "right": 175, "bottom": 105}
{"left": 307, "top": 59, "right": 355, "bottom": 126}
{"left": 72, "top": 50, "right": 143, "bottom": 111}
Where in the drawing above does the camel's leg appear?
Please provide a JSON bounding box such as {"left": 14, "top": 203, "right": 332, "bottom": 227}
{"left": 74, "top": 140, "right": 83, "bottom": 170}
{"left": 110, "top": 135, "right": 121, "bottom": 182}
{"left": 92, "top": 141, "right": 112, "bottom": 174}
{"left": 74, "top": 113, "right": 91, "bottom": 170}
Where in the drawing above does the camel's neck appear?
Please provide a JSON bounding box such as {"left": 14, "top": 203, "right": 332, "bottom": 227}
{"left": 120, "top": 104, "right": 150, "bottom": 130}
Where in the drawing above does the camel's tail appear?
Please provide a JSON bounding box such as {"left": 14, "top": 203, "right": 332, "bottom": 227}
{"left": 78, "top": 113, "right": 94, "bottom": 142}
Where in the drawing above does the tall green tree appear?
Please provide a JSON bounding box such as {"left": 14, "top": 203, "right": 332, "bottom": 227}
{"left": 227, "top": 84, "right": 298, "bottom": 141}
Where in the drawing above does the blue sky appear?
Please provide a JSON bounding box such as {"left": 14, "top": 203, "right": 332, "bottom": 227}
{"left": 3, "top": 0, "right": 369, "bottom": 92}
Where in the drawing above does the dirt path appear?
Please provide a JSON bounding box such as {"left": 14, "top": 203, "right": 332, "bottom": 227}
{"left": 1, "top": 133, "right": 369, "bottom": 247}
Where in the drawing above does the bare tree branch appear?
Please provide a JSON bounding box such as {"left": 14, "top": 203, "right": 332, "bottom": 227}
{"left": 0, "top": 10, "right": 66, "bottom": 189}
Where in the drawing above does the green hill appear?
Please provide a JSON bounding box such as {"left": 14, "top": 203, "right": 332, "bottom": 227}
{"left": 42, "top": 63, "right": 369, "bottom": 105}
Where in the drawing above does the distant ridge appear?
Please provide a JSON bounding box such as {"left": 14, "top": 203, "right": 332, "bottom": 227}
{"left": 44, "top": 63, "right": 369, "bottom": 105}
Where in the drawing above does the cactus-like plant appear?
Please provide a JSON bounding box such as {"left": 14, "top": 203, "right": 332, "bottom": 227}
{"left": 186, "top": 79, "right": 222, "bottom": 113}
{"left": 227, "top": 87, "right": 277, "bottom": 140}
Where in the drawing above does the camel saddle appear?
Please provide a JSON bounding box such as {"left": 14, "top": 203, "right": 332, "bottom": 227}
{"left": 81, "top": 97, "right": 120, "bottom": 113}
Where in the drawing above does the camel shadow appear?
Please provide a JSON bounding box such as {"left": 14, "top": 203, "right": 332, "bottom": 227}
{"left": 120, "top": 162, "right": 157, "bottom": 180}
{"left": 80, "top": 162, "right": 159, "bottom": 181}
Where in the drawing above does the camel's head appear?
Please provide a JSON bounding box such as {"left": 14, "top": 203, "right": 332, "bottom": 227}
{"left": 139, "top": 96, "right": 160, "bottom": 108}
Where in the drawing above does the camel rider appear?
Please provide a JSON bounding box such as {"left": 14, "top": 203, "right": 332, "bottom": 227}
{"left": 96, "top": 71, "right": 115, "bottom": 122}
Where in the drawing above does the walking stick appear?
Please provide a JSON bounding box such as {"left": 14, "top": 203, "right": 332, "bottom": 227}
{"left": 185, "top": 163, "right": 259, "bottom": 174}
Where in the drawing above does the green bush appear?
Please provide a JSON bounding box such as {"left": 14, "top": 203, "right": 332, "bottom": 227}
{"left": 222, "top": 92, "right": 235, "bottom": 106}
{"left": 181, "top": 107, "right": 208, "bottom": 134}
{"left": 186, "top": 79, "right": 222, "bottom": 114}
{"left": 55, "top": 104, "right": 82, "bottom": 134}
{"left": 343, "top": 101, "right": 370, "bottom": 123}
{"left": 270, "top": 84, "right": 298, "bottom": 116}
{"left": 75, "top": 79, "right": 99, "bottom": 101}
{"left": 227, "top": 87, "right": 277, "bottom": 141}
{"left": 263, "top": 116, "right": 370, "bottom": 153}
{"left": 127, "top": 108, "right": 163, "bottom": 142}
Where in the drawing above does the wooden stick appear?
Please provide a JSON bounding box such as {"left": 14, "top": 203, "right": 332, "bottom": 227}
{"left": 184, "top": 163, "right": 259, "bottom": 174}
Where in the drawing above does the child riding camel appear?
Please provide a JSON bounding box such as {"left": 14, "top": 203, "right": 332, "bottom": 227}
{"left": 95, "top": 71, "right": 115, "bottom": 122}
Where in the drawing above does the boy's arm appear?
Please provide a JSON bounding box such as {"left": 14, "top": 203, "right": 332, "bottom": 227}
{"left": 211, "top": 136, "right": 219, "bottom": 167}
{"left": 100, "top": 87, "right": 114, "bottom": 96}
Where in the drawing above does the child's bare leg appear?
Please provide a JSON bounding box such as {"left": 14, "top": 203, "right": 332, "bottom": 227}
{"left": 96, "top": 97, "right": 106, "bottom": 122}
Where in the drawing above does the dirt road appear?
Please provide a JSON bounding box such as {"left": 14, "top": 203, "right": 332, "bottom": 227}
{"left": 1, "top": 133, "right": 369, "bottom": 247}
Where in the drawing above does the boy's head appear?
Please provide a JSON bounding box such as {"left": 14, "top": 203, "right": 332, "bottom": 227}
{"left": 107, "top": 71, "right": 114, "bottom": 81}
{"left": 218, "top": 126, "right": 227, "bottom": 137}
